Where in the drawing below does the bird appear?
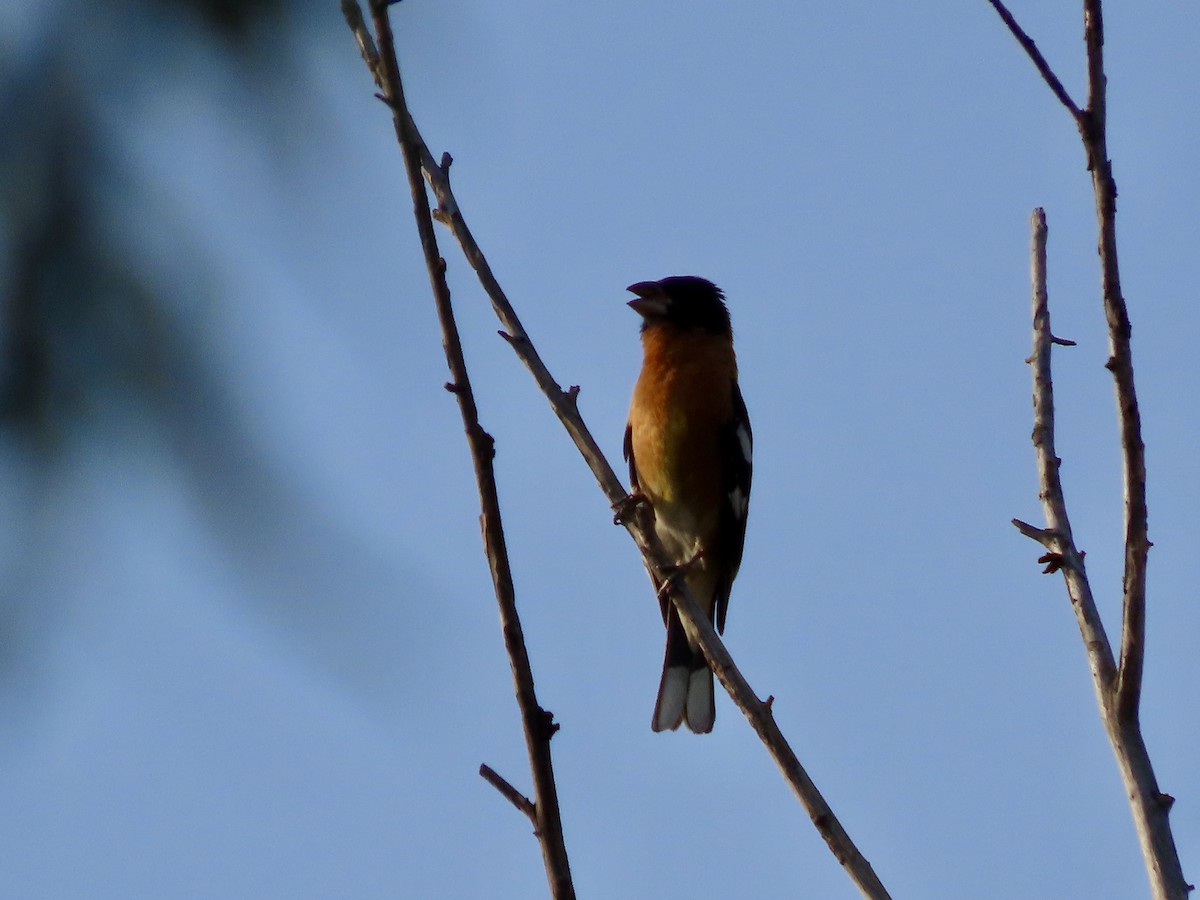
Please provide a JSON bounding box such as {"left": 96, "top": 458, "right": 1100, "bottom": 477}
{"left": 623, "top": 276, "right": 752, "bottom": 733}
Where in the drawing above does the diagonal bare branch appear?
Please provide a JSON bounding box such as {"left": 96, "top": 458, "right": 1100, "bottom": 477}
{"left": 984, "top": 0, "right": 1083, "bottom": 120}
{"left": 666, "top": 586, "right": 893, "bottom": 899}
{"left": 480, "top": 763, "right": 538, "bottom": 824}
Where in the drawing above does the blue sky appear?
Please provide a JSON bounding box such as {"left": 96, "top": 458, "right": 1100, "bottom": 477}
{"left": 1, "top": 1, "right": 1198, "bottom": 897}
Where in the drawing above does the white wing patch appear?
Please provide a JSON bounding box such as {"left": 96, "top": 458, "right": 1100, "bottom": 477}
{"left": 735, "top": 420, "right": 752, "bottom": 465}
{"left": 729, "top": 408, "right": 752, "bottom": 520}
{"left": 730, "top": 486, "right": 748, "bottom": 518}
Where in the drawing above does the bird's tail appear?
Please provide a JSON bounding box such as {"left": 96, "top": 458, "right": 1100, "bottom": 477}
{"left": 651, "top": 606, "right": 715, "bottom": 733}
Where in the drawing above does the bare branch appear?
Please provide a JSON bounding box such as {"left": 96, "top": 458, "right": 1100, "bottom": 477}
{"left": 345, "top": 3, "right": 576, "bottom": 897}
{"left": 419, "top": 141, "right": 631, "bottom": 515}
{"left": 1021, "top": 208, "right": 1188, "bottom": 900}
{"left": 341, "top": 0, "right": 382, "bottom": 89}
{"left": 1076, "top": 8, "right": 1182, "bottom": 895}
{"left": 667, "top": 585, "right": 893, "bottom": 899}
{"left": 480, "top": 764, "right": 538, "bottom": 825}
{"left": 987, "top": 2, "right": 1187, "bottom": 888}
{"left": 984, "top": 0, "right": 1083, "bottom": 120}
{"left": 1077, "top": 0, "right": 1149, "bottom": 725}
{"left": 1011, "top": 517, "right": 1055, "bottom": 548}
{"left": 1083, "top": 0, "right": 1107, "bottom": 128}
{"left": 1024, "top": 208, "right": 1117, "bottom": 688}
{"left": 987, "top": 0, "right": 1148, "bottom": 721}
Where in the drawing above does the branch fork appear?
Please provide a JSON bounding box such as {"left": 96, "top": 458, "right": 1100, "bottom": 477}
{"left": 991, "top": 8, "right": 1187, "bottom": 893}
{"left": 1006, "top": 191, "right": 1186, "bottom": 900}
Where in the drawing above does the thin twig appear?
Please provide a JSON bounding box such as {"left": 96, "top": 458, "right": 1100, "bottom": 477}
{"left": 984, "top": 0, "right": 1083, "bottom": 120}
{"left": 346, "top": 3, "right": 576, "bottom": 897}
{"left": 1010, "top": 517, "right": 1055, "bottom": 549}
{"left": 480, "top": 764, "right": 538, "bottom": 824}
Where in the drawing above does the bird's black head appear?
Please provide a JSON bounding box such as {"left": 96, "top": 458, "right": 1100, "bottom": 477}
{"left": 626, "top": 276, "right": 731, "bottom": 337}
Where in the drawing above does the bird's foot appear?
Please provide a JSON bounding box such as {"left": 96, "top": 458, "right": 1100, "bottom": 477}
{"left": 612, "top": 491, "right": 649, "bottom": 525}
{"left": 654, "top": 549, "right": 707, "bottom": 600}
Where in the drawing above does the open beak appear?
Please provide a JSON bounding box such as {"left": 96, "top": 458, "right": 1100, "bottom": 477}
{"left": 626, "top": 282, "right": 669, "bottom": 318}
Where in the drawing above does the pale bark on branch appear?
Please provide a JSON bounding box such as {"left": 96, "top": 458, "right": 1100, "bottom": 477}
{"left": 1015, "top": 211, "right": 1187, "bottom": 897}
{"left": 343, "top": 2, "right": 891, "bottom": 897}
{"left": 989, "top": 0, "right": 1152, "bottom": 713}
{"left": 990, "top": 2, "right": 1189, "bottom": 894}
{"left": 1017, "top": 208, "right": 1187, "bottom": 900}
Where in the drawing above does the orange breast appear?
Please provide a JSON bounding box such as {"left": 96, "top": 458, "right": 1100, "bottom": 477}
{"left": 628, "top": 328, "right": 737, "bottom": 547}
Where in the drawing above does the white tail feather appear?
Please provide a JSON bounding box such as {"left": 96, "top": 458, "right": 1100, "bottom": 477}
{"left": 652, "top": 666, "right": 689, "bottom": 731}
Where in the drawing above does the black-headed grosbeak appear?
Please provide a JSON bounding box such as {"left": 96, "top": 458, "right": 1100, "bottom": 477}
{"left": 624, "top": 276, "right": 752, "bottom": 733}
